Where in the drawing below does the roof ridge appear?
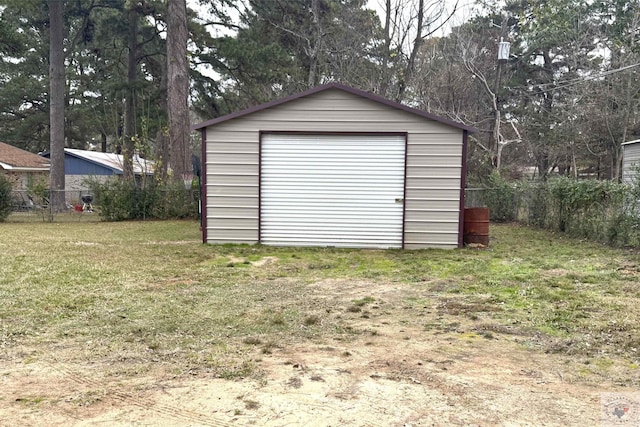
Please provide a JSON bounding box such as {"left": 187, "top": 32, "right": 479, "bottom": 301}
{"left": 192, "top": 83, "right": 477, "bottom": 132}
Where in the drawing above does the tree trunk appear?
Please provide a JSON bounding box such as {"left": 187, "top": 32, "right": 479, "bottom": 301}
{"left": 398, "top": 0, "right": 424, "bottom": 100}
{"left": 123, "top": 4, "right": 138, "bottom": 181}
{"left": 167, "top": 0, "right": 191, "bottom": 184}
{"left": 378, "top": 0, "right": 392, "bottom": 97}
{"left": 155, "top": 59, "right": 169, "bottom": 183}
{"left": 491, "top": 55, "right": 505, "bottom": 170}
{"left": 307, "top": 0, "right": 321, "bottom": 88}
{"left": 49, "top": 0, "right": 65, "bottom": 213}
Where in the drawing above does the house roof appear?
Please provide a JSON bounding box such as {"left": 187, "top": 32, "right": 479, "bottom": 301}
{"left": 0, "top": 142, "right": 50, "bottom": 171}
{"left": 63, "top": 148, "right": 154, "bottom": 175}
{"left": 192, "top": 82, "right": 478, "bottom": 132}
{"left": 622, "top": 139, "right": 640, "bottom": 146}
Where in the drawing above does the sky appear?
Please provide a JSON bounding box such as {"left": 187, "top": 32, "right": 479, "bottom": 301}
{"left": 187, "top": 0, "right": 481, "bottom": 82}
{"left": 368, "top": 0, "right": 479, "bottom": 37}
{"left": 189, "top": 0, "right": 479, "bottom": 38}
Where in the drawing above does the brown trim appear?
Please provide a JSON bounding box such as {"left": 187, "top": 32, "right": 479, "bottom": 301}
{"left": 201, "top": 128, "right": 208, "bottom": 244}
{"left": 401, "top": 133, "right": 409, "bottom": 250}
{"left": 258, "top": 131, "right": 263, "bottom": 244}
{"left": 259, "top": 130, "right": 411, "bottom": 137}
{"left": 458, "top": 130, "right": 468, "bottom": 248}
{"left": 192, "top": 83, "right": 478, "bottom": 133}
{"left": 260, "top": 131, "right": 407, "bottom": 249}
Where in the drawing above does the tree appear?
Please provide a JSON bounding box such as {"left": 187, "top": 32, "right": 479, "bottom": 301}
{"left": 586, "top": 0, "right": 640, "bottom": 179}
{"left": 206, "top": 0, "right": 383, "bottom": 108}
{"left": 503, "top": 0, "right": 600, "bottom": 178}
{"left": 49, "top": 0, "right": 65, "bottom": 211}
{"left": 167, "top": 0, "right": 190, "bottom": 183}
{"left": 377, "top": 0, "right": 461, "bottom": 101}
{"left": 453, "top": 14, "right": 520, "bottom": 173}
{"left": 122, "top": 1, "right": 139, "bottom": 180}
{"left": 0, "top": 0, "right": 52, "bottom": 151}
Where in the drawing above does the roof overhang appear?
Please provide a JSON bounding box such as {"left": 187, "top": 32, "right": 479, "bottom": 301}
{"left": 0, "top": 161, "right": 49, "bottom": 172}
{"left": 622, "top": 139, "right": 640, "bottom": 146}
{"left": 42, "top": 148, "right": 154, "bottom": 175}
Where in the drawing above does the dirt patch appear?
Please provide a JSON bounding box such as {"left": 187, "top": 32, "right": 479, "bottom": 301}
{"left": 251, "top": 256, "right": 279, "bottom": 267}
{"left": 1, "top": 327, "right": 616, "bottom": 426}
{"left": 543, "top": 268, "right": 572, "bottom": 277}
{"left": 1, "top": 278, "right": 635, "bottom": 426}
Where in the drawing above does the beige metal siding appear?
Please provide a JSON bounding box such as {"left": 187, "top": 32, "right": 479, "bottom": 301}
{"left": 204, "top": 89, "right": 463, "bottom": 248}
{"left": 404, "top": 133, "right": 461, "bottom": 248}
{"left": 622, "top": 141, "right": 640, "bottom": 185}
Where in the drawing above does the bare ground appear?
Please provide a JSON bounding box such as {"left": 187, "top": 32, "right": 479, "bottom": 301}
{"left": 1, "top": 278, "right": 634, "bottom": 426}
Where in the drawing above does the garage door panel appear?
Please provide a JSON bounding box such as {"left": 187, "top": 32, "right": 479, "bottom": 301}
{"left": 260, "top": 134, "right": 405, "bottom": 248}
{"left": 262, "top": 210, "right": 401, "bottom": 217}
{"left": 261, "top": 197, "right": 401, "bottom": 204}
{"left": 263, "top": 220, "right": 402, "bottom": 230}
{"left": 262, "top": 180, "right": 404, "bottom": 189}
{"left": 259, "top": 235, "right": 402, "bottom": 248}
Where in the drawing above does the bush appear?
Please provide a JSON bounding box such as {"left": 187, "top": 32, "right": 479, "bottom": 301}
{"left": 547, "top": 178, "right": 626, "bottom": 239}
{"left": 88, "top": 178, "right": 199, "bottom": 221}
{"left": 477, "top": 173, "right": 640, "bottom": 247}
{"left": 483, "top": 172, "right": 518, "bottom": 222}
{"left": 0, "top": 174, "right": 12, "bottom": 221}
{"left": 520, "top": 181, "right": 550, "bottom": 229}
{"left": 607, "top": 212, "right": 640, "bottom": 247}
{"left": 515, "top": 177, "right": 638, "bottom": 246}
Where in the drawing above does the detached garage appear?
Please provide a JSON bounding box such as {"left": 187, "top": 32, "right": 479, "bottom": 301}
{"left": 622, "top": 139, "right": 640, "bottom": 185}
{"left": 193, "top": 83, "right": 475, "bottom": 249}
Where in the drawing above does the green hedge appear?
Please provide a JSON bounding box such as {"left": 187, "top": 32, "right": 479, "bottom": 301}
{"left": 480, "top": 176, "right": 640, "bottom": 247}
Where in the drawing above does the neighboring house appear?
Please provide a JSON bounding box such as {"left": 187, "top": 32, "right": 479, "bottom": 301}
{"left": 622, "top": 139, "right": 640, "bottom": 185}
{"left": 0, "top": 141, "right": 50, "bottom": 190}
{"left": 41, "top": 148, "right": 154, "bottom": 190}
{"left": 193, "top": 83, "right": 476, "bottom": 250}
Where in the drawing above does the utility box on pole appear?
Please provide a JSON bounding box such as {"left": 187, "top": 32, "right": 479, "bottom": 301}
{"left": 498, "top": 38, "right": 510, "bottom": 61}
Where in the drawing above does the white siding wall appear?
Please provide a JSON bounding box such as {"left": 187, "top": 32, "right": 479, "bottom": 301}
{"left": 204, "top": 89, "right": 463, "bottom": 249}
{"left": 622, "top": 141, "right": 640, "bottom": 185}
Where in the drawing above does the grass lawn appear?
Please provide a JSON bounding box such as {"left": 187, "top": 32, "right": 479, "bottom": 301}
{"left": 1, "top": 220, "right": 639, "bottom": 387}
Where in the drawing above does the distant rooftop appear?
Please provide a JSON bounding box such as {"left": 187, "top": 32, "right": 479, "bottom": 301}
{"left": 62, "top": 148, "right": 154, "bottom": 175}
{"left": 0, "top": 142, "right": 50, "bottom": 171}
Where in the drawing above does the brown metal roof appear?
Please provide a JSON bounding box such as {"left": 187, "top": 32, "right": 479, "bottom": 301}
{"left": 0, "top": 142, "right": 50, "bottom": 170}
{"left": 192, "top": 83, "right": 477, "bottom": 132}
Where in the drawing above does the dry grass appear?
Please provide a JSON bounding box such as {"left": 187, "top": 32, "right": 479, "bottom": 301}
{"left": 1, "top": 220, "right": 639, "bottom": 385}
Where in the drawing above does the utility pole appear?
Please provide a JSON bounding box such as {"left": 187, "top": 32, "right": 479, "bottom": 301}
{"left": 492, "top": 16, "right": 510, "bottom": 171}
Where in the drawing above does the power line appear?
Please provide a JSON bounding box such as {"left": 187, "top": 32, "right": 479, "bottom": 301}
{"left": 522, "top": 62, "right": 640, "bottom": 92}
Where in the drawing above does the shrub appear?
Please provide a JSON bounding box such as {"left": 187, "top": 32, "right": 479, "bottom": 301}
{"left": 478, "top": 174, "right": 640, "bottom": 247}
{"left": 483, "top": 172, "right": 517, "bottom": 222}
{"left": 520, "top": 181, "right": 550, "bottom": 228}
{"left": 0, "top": 174, "right": 12, "bottom": 221}
{"left": 547, "top": 178, "right": 626, "bottom": 239}
{"left": 87, "top": 178, "right": 198, "bottom": 221}
{"left": 150, "top": 179, "right": 199, "bottom": 219}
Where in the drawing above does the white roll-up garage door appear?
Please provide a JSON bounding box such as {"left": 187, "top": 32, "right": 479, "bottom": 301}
{"left": 260, "top": 134, "right": 406, "bottom": 248}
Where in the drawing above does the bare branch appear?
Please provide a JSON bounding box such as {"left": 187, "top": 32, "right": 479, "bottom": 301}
{"left": 202, "top": 21, "right": 241, "bottom": 30}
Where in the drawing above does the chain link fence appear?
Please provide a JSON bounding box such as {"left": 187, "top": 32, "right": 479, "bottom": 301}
{"left": 8, "top": 190, "right": 100, "bottom": 222}
{"left": 7, "top": 188, "right": 200, "bottom": 223}
{"left": 465, "top": 187, "right": 521, "bottom": 222}
{"left": 465, "top": 184, "right": 640, "bottom": 247}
